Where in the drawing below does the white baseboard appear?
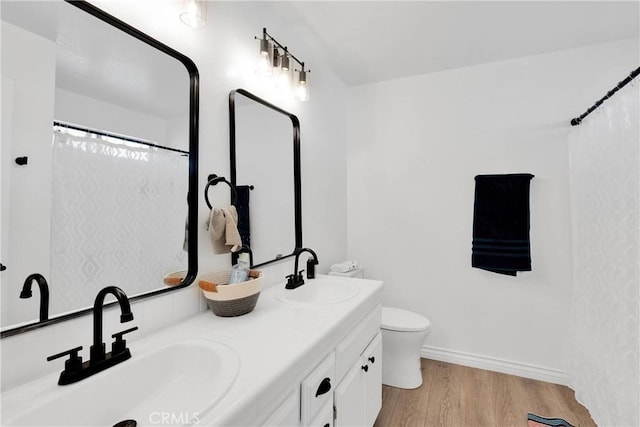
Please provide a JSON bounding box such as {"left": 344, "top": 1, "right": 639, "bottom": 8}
{"left": 421, "top": 345, "right": 569, "bottom": 385}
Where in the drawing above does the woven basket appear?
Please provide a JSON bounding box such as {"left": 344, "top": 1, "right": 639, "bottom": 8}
{"left": 198, "top": 270, "right": 262, "bottom": 317}
{"left": 163, "top": 270, "right": 187, "bottom": 287}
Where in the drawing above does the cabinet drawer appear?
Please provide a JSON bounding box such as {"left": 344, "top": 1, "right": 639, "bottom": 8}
{"left": 301, "top": 352, "right": 336, "bottom": 425}
{"left": 335, "top": 305, "right": 381, "bottom": 381}
{"left": 309, "top": 400, "right": 334, "bottom": 427}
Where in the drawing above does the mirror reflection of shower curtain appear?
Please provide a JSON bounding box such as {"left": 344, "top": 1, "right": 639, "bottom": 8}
{"left": 50, "top": 128, "right": 188, "bottom": 314}
{"left": 566, "top": 83, "right": 639, "bottom": 426}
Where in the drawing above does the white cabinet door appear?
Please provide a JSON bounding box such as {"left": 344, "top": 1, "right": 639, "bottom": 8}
{"left": 334, "top": 357, "right": 365, "bottom": 427}
{"left": 334, "top": 332, "right": 382, "bottom": 427}
{"left": 362, "top": 333, "right": 382, "bottom": 427}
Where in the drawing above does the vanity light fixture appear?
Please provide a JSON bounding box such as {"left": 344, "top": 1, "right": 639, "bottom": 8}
{"left": 255, "top": 28, "right": 310, "bottom": 101}
{"left": 180, "top": 0, "right": 207, "bottom": 28}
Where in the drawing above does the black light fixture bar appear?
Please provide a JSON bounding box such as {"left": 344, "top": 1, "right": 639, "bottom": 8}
{"left": 255, "top": 28, "right": 309, "bottom": 72}
{"left": 571, "top": 66, "right": 640, "bottom": 126}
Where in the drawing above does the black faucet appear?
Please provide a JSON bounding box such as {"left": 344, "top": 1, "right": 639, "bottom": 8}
{"left": 90, "top": 286, "right": 135, "bottom": 363}
{"left": 286, "top": 248, "right": 319, "bottom": 289}
{"left": 47, "top": 286, "right": 137, "bottom": 385}
{"left": 20, "top": 273, "right": 49, "bottom": 322}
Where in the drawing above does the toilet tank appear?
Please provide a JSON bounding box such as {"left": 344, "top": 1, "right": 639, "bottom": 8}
{"left": 328, "top": 268, "right": 365, "bottom": 278}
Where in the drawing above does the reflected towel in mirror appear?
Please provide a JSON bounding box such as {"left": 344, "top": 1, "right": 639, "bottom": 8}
{"left": 236, "top": 185, "right": 251, "bottom": 248}
{"left": 209, "top": 206, "right": 242, "bottom": 254}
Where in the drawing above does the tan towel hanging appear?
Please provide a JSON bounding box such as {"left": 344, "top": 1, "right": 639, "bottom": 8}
{"left": 208, "top": 206, "right": 242, "bottom": 254}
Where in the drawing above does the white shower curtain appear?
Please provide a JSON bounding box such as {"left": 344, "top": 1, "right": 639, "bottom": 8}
{"left": 50, "top": 129, "right": 188, "bottom": 314}
{"left": 566, "top": 83, "right": 639, "bottom": 426}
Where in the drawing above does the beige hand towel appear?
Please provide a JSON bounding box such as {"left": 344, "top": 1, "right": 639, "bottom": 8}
{"left": 208, "top": 206, "right": 242, "bottom": 254}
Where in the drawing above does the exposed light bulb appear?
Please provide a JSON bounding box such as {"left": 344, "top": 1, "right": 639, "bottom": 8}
{"left": 256, "top": 38, "right": 273, "bottom": 77}
{"left": 281, "top": 52, "right": 290, "bottom": 72}
{"left": 180, "top": 0, "right": 206, "bottom": 28}
{"left": 296, "top": 82, "right": 308, "bottom": 102}
{"left": 295, "top": 69, "right": 308, "bottom": 102}
{"left": 256, "top": 54, "right": 272, "bottom": 78}
{"left": 277, "top": 67, "right": 291, "bottom": 89}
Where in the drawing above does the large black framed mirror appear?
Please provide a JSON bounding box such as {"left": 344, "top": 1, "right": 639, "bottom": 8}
{"left": 1, "top": 0, "right": 199, "bottom": 338}
{"left": 229, "top": 89, "right": 302, "bottom": 267}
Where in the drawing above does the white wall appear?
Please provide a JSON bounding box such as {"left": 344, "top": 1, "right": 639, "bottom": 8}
{"left": 1, "top": 1, "right": 349, "bottom": 390}
{"left": 347, "top": 38, "right": 638, "bottom": 382}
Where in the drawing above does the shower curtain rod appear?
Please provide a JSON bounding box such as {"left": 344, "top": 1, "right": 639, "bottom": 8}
{"left": 53, "top": 121, "right": 189, "bottom": 155}
{"left": 570, "top": 66, "right": 640, "bottom": 126}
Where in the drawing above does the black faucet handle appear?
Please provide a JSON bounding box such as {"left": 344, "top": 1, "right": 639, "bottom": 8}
{"left": 286, "top": 274, "right": 296, "bottom": 288}
{"left": 295, "top": 269, "right": 306, "bottom": 285}
{"left": 111, "top": 326, "right": 138, "bottom": 355}
{"left": 47, "top": 346, "right": 84, "bottom": 372}
{"left": 285, "top": 272, "right": 305, "bottom": 289}
{"left": 47, "top": 345, "right": 83, "bottom": 361}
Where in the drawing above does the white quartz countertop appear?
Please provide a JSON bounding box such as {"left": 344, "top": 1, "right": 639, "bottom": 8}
{"left": 2, "top": 275, "right": 382, "bottom": 427}
{"left": 192, "top": 274, "right": 382, "bottom": 426}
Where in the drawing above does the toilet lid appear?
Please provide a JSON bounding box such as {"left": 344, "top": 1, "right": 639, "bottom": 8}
{"left": 381, "top": 307, "right": 431, "bottom": 332}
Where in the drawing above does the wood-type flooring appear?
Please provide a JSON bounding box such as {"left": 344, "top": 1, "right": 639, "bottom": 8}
{"left": 374, "top": 359, "right": 596, "bottom": 427}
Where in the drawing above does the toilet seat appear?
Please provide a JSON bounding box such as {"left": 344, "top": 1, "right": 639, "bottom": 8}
{"left": 381, "top": 307, "right": 431, "bottom": 332}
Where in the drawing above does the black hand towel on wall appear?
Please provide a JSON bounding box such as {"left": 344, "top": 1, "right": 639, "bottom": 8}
{"left": 236, "top": 185, "right": 251, "bottom": 248}
{"left": 472, "top": 173, "right": 534, "bottom": 276}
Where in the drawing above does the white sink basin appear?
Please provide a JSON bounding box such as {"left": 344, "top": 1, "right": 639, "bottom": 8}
{"left": 2, "top": 339, "right": 239, "bottom": 427}
{"left": 276, "top": 277, "right": 360, "bottom": 305}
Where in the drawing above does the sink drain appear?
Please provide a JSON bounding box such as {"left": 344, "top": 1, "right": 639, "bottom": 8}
{"left": 113, "top": 420, "right": 137, "bottom": 427}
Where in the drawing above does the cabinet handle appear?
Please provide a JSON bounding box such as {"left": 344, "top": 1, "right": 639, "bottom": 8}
{"left": 368, "top": 356, "right": 375, "bottom": 364}
{"left": 315, "top": 377, "right": 331, "bottom": 397}
{"left": 15, "top": 156, "right": 28, "bottom": 166}
{"left": 361, "top": 364, "right": 369, "bottom": 372}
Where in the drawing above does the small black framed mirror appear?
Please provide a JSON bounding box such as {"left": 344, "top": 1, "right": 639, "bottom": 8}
{"left": 229, "top": 89, "right": 302, "bottom": 267}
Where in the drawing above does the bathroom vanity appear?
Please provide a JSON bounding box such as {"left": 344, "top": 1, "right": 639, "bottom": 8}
{"left": 1, "top": 275, "right": 382, "bottom": 426}
{"left": 1, "top": 1, "right": 383, "bottom": 425}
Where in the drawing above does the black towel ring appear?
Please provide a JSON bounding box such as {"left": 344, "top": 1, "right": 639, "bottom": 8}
{"left": 204, "top": 174, "right": 237, "bottom": 210}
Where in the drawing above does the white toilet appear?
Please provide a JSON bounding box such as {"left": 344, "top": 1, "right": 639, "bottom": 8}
{"left": 328, "top": 267, "right": 432, "bottom": 389}
{"left": 381, "top": 307, "right": 432, "bottom": 389}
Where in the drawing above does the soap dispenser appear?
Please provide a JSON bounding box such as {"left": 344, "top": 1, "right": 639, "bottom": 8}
{"left": 229, "top": 252, "right": 250, "bottom": 284}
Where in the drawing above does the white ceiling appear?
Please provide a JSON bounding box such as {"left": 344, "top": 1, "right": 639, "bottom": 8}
{"left": 269, "top": 1, "right": 640, "bottom": 86}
